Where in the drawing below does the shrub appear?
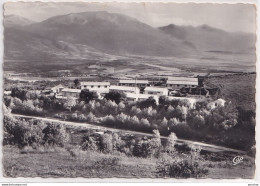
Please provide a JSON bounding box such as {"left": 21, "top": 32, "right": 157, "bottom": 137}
{"left": 209, "top": 103, "right": 238, "bottom": 130}
{"left": 11, "top": 87, "right": 28, "bottom": 101}
{"left": 138, "top": 97, "right": 157, "bottom": 109}
{"left": 112, "top": 133, "right": 126, "bottom": 152}
{"left": 11, "top": 99, "right": 44, "bottom": 116}
{"left": 156, "top": 159, "right": 209, "bottom": 178}
{"left": 3, "top": 107, "right": 46, "bottom": 148}
{"left": 81, "top": 135, "right": 99, "bottom": 151}
{"left": 80, "top": 89, "right": 98, "bottom": 103}
{"left": 104, "top": 92, "right": 126, "bottom": 104}
{"left": 133, "top": 140, "right": 153, "bottom": 158}
{"left": 100, "top": 133, "right": 113, "bottom": 153}
{"left": 165, "top": 132, "right": 178, "bottom": 153}
{"left": 42, "top": 123, "right": 70, "bottom": 147}
{"left": 174, "top": 143, "right": 191, "bottom": 153}
{"left": 133, "top": 130, "right": 161, "bottom": 158}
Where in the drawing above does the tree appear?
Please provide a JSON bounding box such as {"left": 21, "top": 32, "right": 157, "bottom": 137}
{"left": 165, "top": 132, "right": 177, "bottom": 153}
{"left": 79, "top": 89, "right": 98, "bottom": 103}
{"left": 138, "top": 97, "right": 157, "bottom": 109}
{"left": 104, "top": 92, "right": 125, "bottom": 104}
{"left": 64, "top": 96, "right": 76, "bottom": 111}
{"left": 149, "top": 129, "right": 162, "bottom": 157}
{"left": 140, "top": 118, "right": 150, "bottom": 128}
{"left": 112, "top": 133, "right": 125, "bottom": 152}
{"left": 11, "top": 87, "right": 28, "bottom": 101}
{"left": 118, "top": 102, "right": 126, "bottom": 110}
{"left": 100, "top": 133, "right": 113, "bottom": 153}
{"left": 209, "top": 103, "right": 238, "bottom": 130}
{"left": 82, "top": 135, "right": 99, "bottom": 151}
{"left": 74, "top": 79, "right": 80, "bottom": 88}
{"left": 42, "top": 123, "right": 70, "bottom": 147}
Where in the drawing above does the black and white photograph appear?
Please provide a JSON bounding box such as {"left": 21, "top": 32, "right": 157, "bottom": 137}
{"left": 2, "top": 1, "right": 257, "bottom": 179}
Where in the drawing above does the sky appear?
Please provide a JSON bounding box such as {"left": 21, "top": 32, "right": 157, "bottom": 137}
{"left": 4, "top": 2, "right": 256, "bottom": 33}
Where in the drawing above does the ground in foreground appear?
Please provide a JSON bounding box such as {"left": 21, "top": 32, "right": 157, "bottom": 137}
{"left": 3, "top": 146, "right": 255, "bottom": 179}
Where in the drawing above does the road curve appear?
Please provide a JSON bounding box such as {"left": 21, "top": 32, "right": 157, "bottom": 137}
{"left": 12, "top": 113, "right": 246, "bottom": 154}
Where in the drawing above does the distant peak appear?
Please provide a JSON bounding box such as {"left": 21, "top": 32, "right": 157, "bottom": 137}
{"left": 200, "top": 24, "right": 212, "bottom": 29}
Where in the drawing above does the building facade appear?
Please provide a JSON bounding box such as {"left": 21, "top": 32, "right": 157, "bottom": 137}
{"left": 80, "top": 82, "right": 110, "bottom": 94}
{"left": 61, "top": 88, "right": 81, "bottom": 98}
{"left": 144, "top": 87, "right": 168, "bottom": 96}
{"left": 109, "top": 85, "right": 140, "bottom": 94}
{"left": 118, "top": 79, "right": 149, "bottom": 88}
{"left": 166, "top": 77, "right": 199, "bottom": 89}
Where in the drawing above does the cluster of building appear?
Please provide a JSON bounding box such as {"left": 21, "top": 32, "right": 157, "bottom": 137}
{"left": 48, "top": 76, "right": 208, "bottom": 108}
{"left": 53, "top": 77, "right": 200, "bottom": 98}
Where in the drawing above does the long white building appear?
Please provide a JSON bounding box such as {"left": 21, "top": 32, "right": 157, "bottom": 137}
{"left": 118, "top": 79, "right": 149, "bottom": 88}
{"left": 166, "top": 77, "right": 198, "bottom": 89}
{"left": 109, "top": 85, "right": 140, "bottom": 94}
{"left": 80, "top": 82, "right": 110, "bottom": 93}
{"left": 144, "top": 86, "right": 168, "bottom": 96}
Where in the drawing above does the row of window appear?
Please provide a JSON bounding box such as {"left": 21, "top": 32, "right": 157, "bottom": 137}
{"left": 119, "top": 83, "right": 148, "bottom": 87}
{"left": 167, "top": 84, "right": 196, "bottom": 88}
{"left": 82, "top": 85, "right": 108, "bottom": 88}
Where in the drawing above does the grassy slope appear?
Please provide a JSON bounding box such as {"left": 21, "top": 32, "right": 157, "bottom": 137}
{"left": 3, "top": 146, "right": 157, "bottom": 178}
{"left": 208, "top": 73, "right": 256, "bottom": 111}
{"left": 3, "top": 146, "right": 254, "bottom": 178}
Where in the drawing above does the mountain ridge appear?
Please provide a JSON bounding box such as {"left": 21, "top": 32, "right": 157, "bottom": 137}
{"left": 4, "top": 12, "right": 256, "bottom": 61}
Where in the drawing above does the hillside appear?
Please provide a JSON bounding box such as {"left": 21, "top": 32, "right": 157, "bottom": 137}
{"left": 4, "top": 12, "right": 256, "bottom": 71}
{"left": 159, "top": 24, "right": 256, "bottom": 54}
{"left": 4, "top": 15, "right": 35, "bottom": 28}
{"left": 4, "top": 12, "right": 195, "bottom": 59}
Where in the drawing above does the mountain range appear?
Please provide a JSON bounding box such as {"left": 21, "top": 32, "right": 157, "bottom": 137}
{"left": 4, "top": 11, "right": 256, "bottom": 61}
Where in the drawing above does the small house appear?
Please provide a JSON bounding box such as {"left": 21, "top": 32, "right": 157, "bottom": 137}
{"left": 61, "top": 88, "right": 81, "bottom": 98}
{"left": 51, "top": 84, "right": 64, "bottom": 94}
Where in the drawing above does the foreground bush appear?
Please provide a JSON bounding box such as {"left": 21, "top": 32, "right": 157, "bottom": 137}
{"left": 42, "top": 124, "right": 70, "bottom": 147}
{"left": 156, "top": 159, "right": 208, "bottom": 178}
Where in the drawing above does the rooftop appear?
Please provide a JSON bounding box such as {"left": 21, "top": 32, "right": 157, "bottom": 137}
{"left": 110, "top": 85, "right": 140, "bottom": 91}
{"left": 144, "top": 86, "right": 168, "bottom": 92}
{"left": 62, "top": 88, "right": 81, "bottom": 93}
{"left": 80, "top": 82, "right": 110, "bottom": 86}
{"left": 119, "top": 79, "right": 149, "bottom": 84}
{"left": 167, "top": 80, "right": 199, "bottom": 85}
{"left": 168, "top": 77, "right": 198, "bottom": 82}
{"left": 51, "top": 84, "right": 64, "bottom": 90}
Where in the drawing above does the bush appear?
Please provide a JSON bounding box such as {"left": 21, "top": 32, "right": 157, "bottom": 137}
{"left": 11, "top": 99, "right": 44, "bottom": 116}
{"left": 133, "top": 130, "right": 161, "bottom": 158}
{"left": 157, "top": 159, "right": 209, "bottom": 178}
{"left": 11, "top": 87, "right": 28, "bottom": 101}
{"left": 100, "top": 133, "right": 113, "bottom": 153}
{"left": 104, "top": 92, "right": 126, "bottom": 104}
{"left": 3, "top": 113, "right": 45, "bottom": 148}
{"left": 81, "top": 135, "right": 99, "bottom": 151}
{"left": 80, "top": 89, "right": 98, "bottom": 103}
{"left": 42, "top": 123, "right": 70, "bottom": 147}
{"left": 165, "top": 132, "right": 178, "bottom": 153}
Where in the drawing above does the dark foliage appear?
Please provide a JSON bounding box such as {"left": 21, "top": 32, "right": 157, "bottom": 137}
{"left": 104, "top": 91, "right": 125, "bottom": 104}
{"left": 80, "top": 89, "right": 98, "bottom": 103}
{"left": 157, "top": 159, "right": 209, "bottom": 178}
{"left": 11, "top": 87, "right": 28, "bottom": 101}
